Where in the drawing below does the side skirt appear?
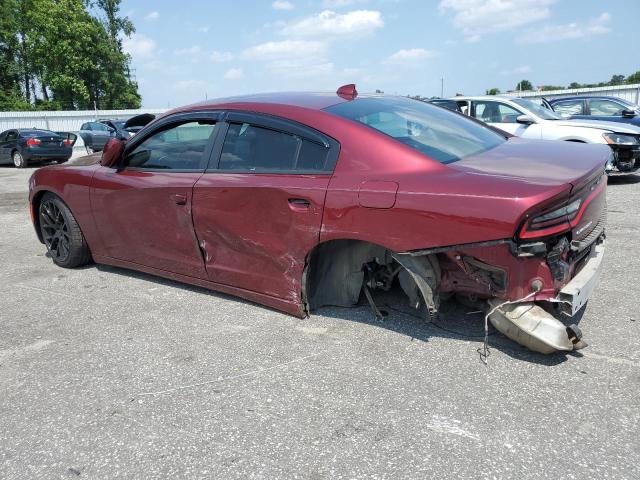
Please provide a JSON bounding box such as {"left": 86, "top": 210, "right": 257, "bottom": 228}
{"left": 92, "top": 255, "right": 306, "bottom": 318}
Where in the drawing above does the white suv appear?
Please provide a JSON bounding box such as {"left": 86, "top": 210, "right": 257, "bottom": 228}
{"left": 451, "top": 95, "right": 640, "bottom": 173}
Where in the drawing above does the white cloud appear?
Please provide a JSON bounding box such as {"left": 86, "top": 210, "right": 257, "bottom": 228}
{"left": 242, "top": 40, "right": 332, "bottom": 78}
{"left": 322, "top": 0, "right": 368, "bottom": 7}
{"left": 281, "top": 9, "right": 383, "bottom": 38}
{"left": 174, "top": 45, "right": 203, "bottom": 56}
{"left": 224, "top": 68, "right": 244, "bottom": 80}
{"left": 386, "top": 48, "right": 437, "bottom": 64}
{"left": 272, "top": 1, "right": 294, "bottom": 10}
{"left": 122, "top": 33, "right": 156, "bottom": 59}
{"left": 518, "top": 12, "right": 612, "bottom": 44}
{"left": 210, "top": 51, "right": 234, "bottom": 62}
{"left": 242, "top": 40, "right": 327, "bottom": 59}
{"left": 439, "top": 0, "right": 555, "bottom": 41}
{"left": 144, "top": 11, "right": 159, "bottom": 21}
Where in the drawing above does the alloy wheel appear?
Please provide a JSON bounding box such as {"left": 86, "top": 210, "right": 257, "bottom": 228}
{"left": 40, "top": 200, "right": 71, "bottom": 262}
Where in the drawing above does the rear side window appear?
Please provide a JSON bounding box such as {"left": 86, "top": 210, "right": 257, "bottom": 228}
{"left": 553, "top": 100, "right": 584, "bottom": 115}
{"left": 219, "top": 122, "right": 332, "bottom": 172}
{"left": 125, "top": 121, "right": 216, "bottom": 170}
{"left": 326, "top": 97, "right": 505, "bottom": 164}
{"left": 6, "top": 131, "right": 18, "bottom": 141}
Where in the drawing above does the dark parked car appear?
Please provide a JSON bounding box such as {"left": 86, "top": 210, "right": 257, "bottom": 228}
{"left": 29, "top": 85, "right": 608, "bottom": 355}
{"left": 549, "top": 95, "right": 640, "bottom": 127}
{"left": 0, "top": 128, "right": 74, "bottom": 168}
{"left": 426, "top": 98, "right": 462, "bottom": 112}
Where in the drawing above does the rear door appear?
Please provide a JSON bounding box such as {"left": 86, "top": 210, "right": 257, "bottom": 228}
{"left": 192, "top": 112, "right": 339, "bottom": 302}
{"left": 91, "top": 112, "right": 220, "bottom": 278}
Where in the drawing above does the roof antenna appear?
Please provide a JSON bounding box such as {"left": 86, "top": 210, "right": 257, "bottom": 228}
{"left": 337, "top": 83, "right": 357, "bottom": 100}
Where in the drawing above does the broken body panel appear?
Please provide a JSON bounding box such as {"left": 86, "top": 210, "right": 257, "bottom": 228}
{"left": 28, "top": 91, "right": 609, "bottom": 354}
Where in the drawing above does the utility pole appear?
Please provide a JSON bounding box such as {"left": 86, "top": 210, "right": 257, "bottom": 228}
{"left": 441, "top": 77, "right": 444, "bottom": 98}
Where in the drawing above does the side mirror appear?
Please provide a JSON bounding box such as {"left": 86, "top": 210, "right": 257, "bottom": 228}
{"left": 622, "top": 109, "right": 637, "bottom": 118}
{"left": 516, "top": 114, "right": 534, "bottom": 125}
{"left": 100, "top": 138, "right": 125, "bottom": 168}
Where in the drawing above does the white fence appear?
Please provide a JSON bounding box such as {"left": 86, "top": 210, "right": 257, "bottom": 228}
{"left": 0, "top": 108, "right": 167, "bottom": 133}
{"left": 505, "top": 83, "right": 640, "bottom": 104}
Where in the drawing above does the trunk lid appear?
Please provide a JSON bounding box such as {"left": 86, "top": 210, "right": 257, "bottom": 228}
{"left": 452, "top": 137, "right": 608, "bottom": 191}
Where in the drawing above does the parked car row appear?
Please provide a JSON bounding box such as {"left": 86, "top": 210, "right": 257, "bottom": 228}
{"left": 79, "top": 118, "right": 144, "bottom": 153}
{"left": 429, "top": 95, "right": 640, "bottom": 174}
{"left": 28, "top": 84, "right": 610, "bottom": 356}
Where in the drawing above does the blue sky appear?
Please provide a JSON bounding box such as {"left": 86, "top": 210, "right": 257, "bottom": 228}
{"left": 120, "top": 0, "right": 639, "bottom": 108}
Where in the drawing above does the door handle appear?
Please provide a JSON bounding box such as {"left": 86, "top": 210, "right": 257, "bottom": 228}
{"left": 288, "top": 198, "right": 311, "bottom": 210}
{"left": 170, "top": 193, "right": 187, "bottom": 205}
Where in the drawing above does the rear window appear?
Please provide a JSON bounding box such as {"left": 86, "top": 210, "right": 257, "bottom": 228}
{"left": 20, "top": 129, "right": 56, "bottom": 137}
{"left": 325, "top": 97, "right": 505, "bottom": 163}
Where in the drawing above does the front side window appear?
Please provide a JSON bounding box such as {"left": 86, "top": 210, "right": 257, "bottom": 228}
{"left": 326, "top": 97, "right": 505, "bottom": 164}
{"left": 553, "top": 100, "right": 584, "bottom": 115}
{"left": 473, "top": 101, "right": 522, "bottom": 123}
{"left": 589, "top": 99, "right": 625, "bottom": 116}
{"left": 219, "top": 122, "right": 331, "bottom": 172}
{"left": 125, "top": 121, "right": 216, "bottom": 170}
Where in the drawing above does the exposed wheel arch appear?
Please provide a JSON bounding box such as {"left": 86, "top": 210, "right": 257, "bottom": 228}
{"left": 302, "top": 239, "right": 440, "bottom": 316}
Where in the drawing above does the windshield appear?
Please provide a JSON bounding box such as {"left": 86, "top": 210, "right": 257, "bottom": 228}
{"left": 325, "top": 97, "right": 506, "bottom": 163}
{"left": 512, "top": 98, "right": 563, "bottom": 120}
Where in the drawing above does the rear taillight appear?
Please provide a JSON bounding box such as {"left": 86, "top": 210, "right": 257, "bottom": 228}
{"left": 63, "top": 139, "right": 73, "bottom": 146}
{"left": 26, "top": 137, "right": 41, "bottom": 146}
{"left": 519, "top": 176, "right": 606, "bottom": 239}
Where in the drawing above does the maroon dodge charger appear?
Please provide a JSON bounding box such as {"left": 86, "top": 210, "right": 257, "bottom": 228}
{"left": 29, "top": 85, "right": 608, "bottom": 354}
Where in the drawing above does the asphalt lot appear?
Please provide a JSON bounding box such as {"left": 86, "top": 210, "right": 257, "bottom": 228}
{"left": 1, "top": 164, "right": 639, "bottom": 480}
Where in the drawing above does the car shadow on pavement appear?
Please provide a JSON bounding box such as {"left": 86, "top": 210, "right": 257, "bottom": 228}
{"left": 316, "top": 289, "right": 571, "bottom": 366}
{"left": 93, "top": 263, "right": 571, "bottom": 366}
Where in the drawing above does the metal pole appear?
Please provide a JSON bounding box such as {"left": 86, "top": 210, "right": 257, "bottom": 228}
{"left": 441, "top": 77, "right": 444, "bottom": 97}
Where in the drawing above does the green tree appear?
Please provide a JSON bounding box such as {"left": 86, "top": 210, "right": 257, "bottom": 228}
{"left": 609, "top": 74, "right": 625, "bottom": 85}
{"left": 0, "top": 0, "right": 140, "bottom": 110}
{"left": 486, "top": 88, "right": 500, "bottom": 95}
{"left": 626, "top": 71, "right": 640, "bottom": 84}
{"left": 516, "top": 80, "right": 533, "bottom": 91}
{"left": 539, "top": 85, "right": 565, "bottom": 91}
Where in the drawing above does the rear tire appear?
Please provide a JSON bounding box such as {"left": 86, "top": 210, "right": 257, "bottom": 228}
{"left": 38, "top": 193, "right": 91, "bottom": 268}
{"left": 12, "top": 151, "right": 26, "bottom": 168}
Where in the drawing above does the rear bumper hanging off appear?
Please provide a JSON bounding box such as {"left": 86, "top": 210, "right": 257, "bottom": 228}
{"left": 488, "top": 241, "right": 605, "bottom": 354}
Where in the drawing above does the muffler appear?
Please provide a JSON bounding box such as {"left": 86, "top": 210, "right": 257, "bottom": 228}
{"left": 487, "top": 299, "right": 584, "bottom": 354}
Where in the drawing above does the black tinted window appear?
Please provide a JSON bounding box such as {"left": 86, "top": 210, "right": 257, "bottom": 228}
{"left": 219, "top": 122, "right": 331, "bottom": 172}
{"left": 6, "top": 131, "right": 18, "bottom": 140}
{"left": 126, "top": 121, "right": 216, "bottom": 170}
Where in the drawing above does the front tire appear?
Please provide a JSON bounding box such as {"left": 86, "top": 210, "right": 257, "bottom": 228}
{"left": 12, "top": 151, "right": 26, "bottom": 168}
{"left": 38, "top": 193, "right": 91, "bottom": 268}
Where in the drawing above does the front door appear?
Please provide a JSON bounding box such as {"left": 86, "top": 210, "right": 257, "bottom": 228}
{"left": 471, "top": 100, "right": 538, "bottom": 137}
{"left": 192, "top": 113, "right": 339, "bottom": 302}
{"left": 91, "top": 115, "right": 219, "bottom": 278}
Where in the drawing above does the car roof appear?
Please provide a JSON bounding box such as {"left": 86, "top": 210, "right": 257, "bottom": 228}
{"left": 548, "top": 95, "right": 628, "bottom": 103}
{"left": 447, "top": 95, "right": 517, "bottom": 102}
{"left": 167, "top": 91, "right": 359, "bottom": 116}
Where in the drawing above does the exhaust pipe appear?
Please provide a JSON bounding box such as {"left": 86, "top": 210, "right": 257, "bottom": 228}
{"left": 487, "top": 299, "right": 585, "bottom": 354}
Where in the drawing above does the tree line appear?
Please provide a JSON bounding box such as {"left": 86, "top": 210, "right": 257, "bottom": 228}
{"left": 0, "top": 0, "right": 140, "bottom": 111}
{"left": 486, "top": 69, "right": 640, "bottom": 95}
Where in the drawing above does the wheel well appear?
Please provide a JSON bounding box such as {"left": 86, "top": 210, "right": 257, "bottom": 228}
{"left": 31, "top": 190, "right": 50, "bottom": 243}
{"left": 303, "top": 239, "right": 440, "bottom": 316}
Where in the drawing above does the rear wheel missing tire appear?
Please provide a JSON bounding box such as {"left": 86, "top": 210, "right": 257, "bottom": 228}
{"left": 12, "top": 151, "right": 25, "bottom": 168}
{"left": 39, "top": 193, "right": 91, "bottom": 268}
